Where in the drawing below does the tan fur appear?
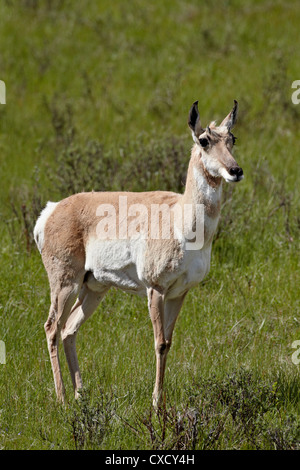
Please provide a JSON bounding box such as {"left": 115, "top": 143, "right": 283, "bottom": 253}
{"left": 35, "top": 101, "right": 243, "bottom": 407}
{"left": 182, "top": 146, "right": 222, "bottom": 210}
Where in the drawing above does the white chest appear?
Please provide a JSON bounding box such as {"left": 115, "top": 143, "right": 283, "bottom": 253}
{"left": 165, "top": 244, "right": 212, "bottom": 300}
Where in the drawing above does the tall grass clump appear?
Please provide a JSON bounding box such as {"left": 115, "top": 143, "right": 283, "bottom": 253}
{"left": 104, "top": 370, "right": 300, "bottom": 450}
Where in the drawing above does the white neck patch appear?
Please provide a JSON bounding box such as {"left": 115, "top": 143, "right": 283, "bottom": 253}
{"left": 193, "top": 166, "right": 222, "bottom": 197}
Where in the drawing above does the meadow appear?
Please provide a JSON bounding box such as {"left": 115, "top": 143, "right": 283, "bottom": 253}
{"left": 0, "top": 0, "right": 299, "bottom": 450}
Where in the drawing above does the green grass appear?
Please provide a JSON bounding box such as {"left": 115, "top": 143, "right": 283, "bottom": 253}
{"left": 0, "top": 0, "right": 299, "bottom": 450}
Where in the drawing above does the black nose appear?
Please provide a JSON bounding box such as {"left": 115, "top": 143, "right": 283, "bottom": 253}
{"left": 229, "top": 166, "right": 243, "bottom": 177}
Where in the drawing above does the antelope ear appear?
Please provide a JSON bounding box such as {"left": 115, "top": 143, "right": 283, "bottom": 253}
{"left": 188, "top": 101, "right": 202, "bottom": 137}
{"left": 220, "top": 100, "right": 238, "bottom": 130}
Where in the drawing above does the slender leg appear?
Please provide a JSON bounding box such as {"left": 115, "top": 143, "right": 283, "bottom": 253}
{"left": 158, "top": 293, "right": 187, "bottom": 404}
{"left": 44, "top": 282, "right": 81, "bottom": 403}
{"left": 163, "top": 292, "right": 187, "bottom": 352}
{"left": 61, "top": 285, "right": 108, "bottom": 398}
{"left": 148, "top": 289, "right": 187, "bottom": 408}
{"left": 147, "top": 287, "right": 166, "bottom": 408}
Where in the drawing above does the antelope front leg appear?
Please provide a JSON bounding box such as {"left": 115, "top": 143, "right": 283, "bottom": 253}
{"left": 147, "top": 287, "right": 166, "bottom": 408}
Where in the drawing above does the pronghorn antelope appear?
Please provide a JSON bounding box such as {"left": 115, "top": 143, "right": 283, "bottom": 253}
{"left": 34, "top": 100, "right": 243, "bottom": 406}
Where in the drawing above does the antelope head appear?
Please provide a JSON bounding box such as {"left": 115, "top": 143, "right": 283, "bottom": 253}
{"left": 188, "top": 100, "right": 244, "bottom": 183}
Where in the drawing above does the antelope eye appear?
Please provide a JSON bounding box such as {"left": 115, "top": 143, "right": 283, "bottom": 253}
{"left": 230, "top": 133, "right": 237, "bottom": 145}
{"left": 199, "top": 138, "right": 209, "bottom": 148}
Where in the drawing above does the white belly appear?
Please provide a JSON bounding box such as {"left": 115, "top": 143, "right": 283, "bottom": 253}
{"left": 85, "top": 237, "right": 212, "bottom": 299}
{"left": 85, "top": 238, "right": 146, "bottom": 295}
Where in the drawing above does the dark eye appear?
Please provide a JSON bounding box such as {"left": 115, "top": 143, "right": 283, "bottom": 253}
{"left": 231, "top": 134, "right": 237, "bottom": 145}
{"left": 199, "top": 138, "right": 209, "bottom": 148}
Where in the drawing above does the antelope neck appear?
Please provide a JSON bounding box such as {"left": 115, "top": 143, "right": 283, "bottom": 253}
{"left": 182, "top": 145, "right": 223, "bottom": 208}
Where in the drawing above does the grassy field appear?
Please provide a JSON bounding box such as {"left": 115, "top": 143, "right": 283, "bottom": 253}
{"left": 0, "top": 0, "right": 299, "bottom": 450}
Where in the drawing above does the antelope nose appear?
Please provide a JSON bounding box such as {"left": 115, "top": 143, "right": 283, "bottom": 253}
{"left": 229, "top": 166, "right": 243, "bottom": 178}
